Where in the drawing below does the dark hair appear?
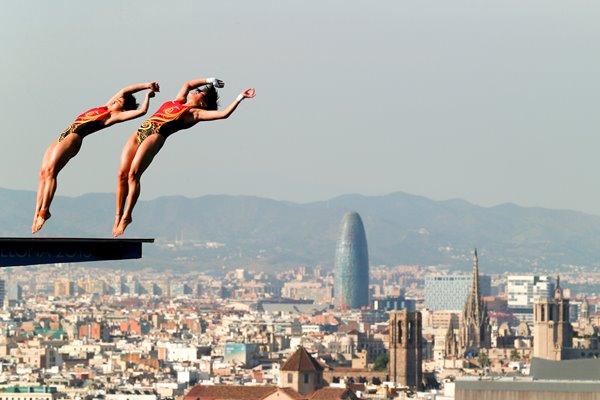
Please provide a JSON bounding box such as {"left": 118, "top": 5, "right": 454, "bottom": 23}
{"left": 122, "top": 93, "right": 139, "bottom": 111}
{"left": 201, "top": 85, "right": 220, "bottom": 111}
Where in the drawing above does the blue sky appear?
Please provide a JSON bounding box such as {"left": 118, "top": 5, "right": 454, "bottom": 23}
{"left": 3, "top": 1, "right": 600, "bottom": 215}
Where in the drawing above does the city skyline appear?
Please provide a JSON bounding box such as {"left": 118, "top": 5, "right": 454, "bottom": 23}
{"left": 0, "top": 261, "right": 596, "bottom": 399}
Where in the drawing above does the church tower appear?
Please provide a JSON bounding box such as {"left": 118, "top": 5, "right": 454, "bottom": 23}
{"left": 459, "top": 249, "right": 491, "bottom": 357}
{"left": 389, "top": 310, "right": 422, "bottom": 390}
{"left": 279, "top": 346, "right": 324, "bottom": 394}
{"left": 533, "top": 276, "right": 572, "bottom": 360}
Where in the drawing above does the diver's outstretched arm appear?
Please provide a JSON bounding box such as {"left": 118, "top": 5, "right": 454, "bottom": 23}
{"left": 108, "top": 90, "right": 157, "bottom": 124}
{"left": 106, "top": 82, "right": 160, "bottom": 105}
{"left": 193, "top": 88, "right": 255, "bottom": 121}
{"left": 174, "top": 77, "right": 224, "bottom": 102}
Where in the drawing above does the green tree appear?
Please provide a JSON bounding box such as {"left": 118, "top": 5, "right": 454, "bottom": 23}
{"left": 478, "top": 351, "right": 489, "bottom": 367}
{"left": 510, "top": 349, "right": 521, "bottom": 361}
{"left": 373, "top": 354, "right": 389, "bottom": 371}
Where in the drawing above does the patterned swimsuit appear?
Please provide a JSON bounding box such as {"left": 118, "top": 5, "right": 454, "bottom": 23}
{"left": 135, "top": 100, "right": 191, "bottom": 144}
{"left": 58, "top": 106, "right": 111, "bottom": 142}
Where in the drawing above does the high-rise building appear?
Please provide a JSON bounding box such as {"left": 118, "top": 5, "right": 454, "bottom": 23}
{"left": 507, "top": 275, "right": 554, "bottom": 323}
{"left": 7, "top": 281, "right": 22, "bottom": 305}
{"left": 171, "top": 282, "right": 192, "bottom": 296}
{"left": 0, "top": 280, "right": 5, "bottom": 308}
{"left": 54, "top": 279, "right": 75, "bottom": 297}
{"left": 425, "top": 274, "right": 491, "bottom": 311}
{"left": 334, "top": 212, "right": 369, "bottom": 309}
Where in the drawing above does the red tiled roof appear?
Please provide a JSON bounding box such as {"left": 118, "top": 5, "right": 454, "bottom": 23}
{"left": 308, "top": 388, "right": 357, "bottom": 400}
{"left": 281, "top": 347, "right": 324, "bottom": 372}
{"left": 278, "top": 387, "right": 307, "bottom": 400}
{"left": 184, "top": 385, "right": 278, "bottom": 400}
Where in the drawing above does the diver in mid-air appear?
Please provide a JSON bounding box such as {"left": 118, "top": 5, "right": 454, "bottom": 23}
{"left": 112, "top": 76, "right": 255, "bottom": 237}
{"left": 33, "top": 82, "right": 159, "bottom": 234}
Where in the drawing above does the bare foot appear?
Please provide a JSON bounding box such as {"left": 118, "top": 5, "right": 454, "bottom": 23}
{"left": 31, "top": 215, "right": 39, "bottom": 233}
{"left": 32, "top": 210, "right": 51, "bottom": 234}
{"left": 114, "top": 217, "right": 132, "bottom": 237}
{"left": 112, "top": 215, "right": 122, "bottom": 236}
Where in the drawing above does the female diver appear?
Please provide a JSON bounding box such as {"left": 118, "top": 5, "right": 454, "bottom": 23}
{"left": 113, "top": 76, "right": 255, "bottom": 236}
{"left": 33, "top": 82, "right": 159, "bottom": 233}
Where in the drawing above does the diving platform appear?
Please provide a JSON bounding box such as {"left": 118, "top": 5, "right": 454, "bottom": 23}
{"left": 0, "top": 237, "right": 154, "bottom": 267}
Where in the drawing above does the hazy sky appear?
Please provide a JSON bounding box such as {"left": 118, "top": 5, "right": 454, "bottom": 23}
{"left": 3, "top": 1, "right": 600, "bottom": 215}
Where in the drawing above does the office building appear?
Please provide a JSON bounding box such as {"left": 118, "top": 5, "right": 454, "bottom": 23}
{"left": 7, "top": 281, "right": 21, "bottom": 305}
{"left": 0, "top": 280, "right": 5, "bottom": 308}
{"left": 507, "top": 275, "right": 554, "bottom": 322}
{"left": 425, "top": 274, "right": 491, "bottom": 311}
{"left": 54, "top": 279, "right": 75, "bottom": 297}
{"left": 334, "top": 212, "right": 369, "bottom": 309}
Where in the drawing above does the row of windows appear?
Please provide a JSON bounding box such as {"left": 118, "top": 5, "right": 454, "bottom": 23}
{"left": 0, "top": 397, "right": 52, "bottom": 400}
{"left": 286, "top": 373, "right": 321, "bottom": 384}
{"left": 430, "top": 277, "right": 470, "bottom": 281}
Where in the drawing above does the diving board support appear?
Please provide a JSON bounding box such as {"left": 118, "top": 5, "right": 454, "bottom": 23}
{"left": 0, "top": 238, "right": 154, "bottom": 267}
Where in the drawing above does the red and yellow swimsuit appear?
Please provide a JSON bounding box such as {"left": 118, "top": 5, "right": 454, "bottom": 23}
{"left": 58, "top": 106, "right": 111, "bottom": 142}
{"left": 136, "top": 100, "right": 191, "bottom": 144}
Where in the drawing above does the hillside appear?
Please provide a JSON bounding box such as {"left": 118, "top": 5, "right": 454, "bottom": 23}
{"left": 3, "top": 188, "right": 600, "bottom": 272}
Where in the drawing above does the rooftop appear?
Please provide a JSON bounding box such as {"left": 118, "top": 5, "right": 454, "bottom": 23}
{"left": 281, "top": 347, "right": 324, "bottom": 372}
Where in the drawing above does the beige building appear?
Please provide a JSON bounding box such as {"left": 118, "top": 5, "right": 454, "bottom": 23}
{"left": 11, "top": 340, "right": 62, "bottom": 369}
{"left": 281, "top": 282, "right": 333, "bottom": 304}
{"left": 54, "top": 279, "right": 75, "bottom": 297}
{"left": 105, "top": 392, "right": 158, "bottom": 400}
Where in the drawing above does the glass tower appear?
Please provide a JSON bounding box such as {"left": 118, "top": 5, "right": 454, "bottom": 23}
{"left": 334, "top": 212, "right": 369, "bottom": 309}
{"left": 425, "top": 275, "right": 492, "bottom": 311}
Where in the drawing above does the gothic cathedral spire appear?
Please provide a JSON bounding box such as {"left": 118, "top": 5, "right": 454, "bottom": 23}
{"left": 459, "top": 248, "right": 491, "bottom": 357}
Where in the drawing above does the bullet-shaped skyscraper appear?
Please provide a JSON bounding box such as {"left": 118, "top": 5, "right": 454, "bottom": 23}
{"left": 334, "top": 212, "right": 369, "bottom": 309}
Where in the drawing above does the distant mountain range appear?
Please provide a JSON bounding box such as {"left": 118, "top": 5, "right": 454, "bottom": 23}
{"left": 2, "top": 187, "right": 600, "bottom": 273}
